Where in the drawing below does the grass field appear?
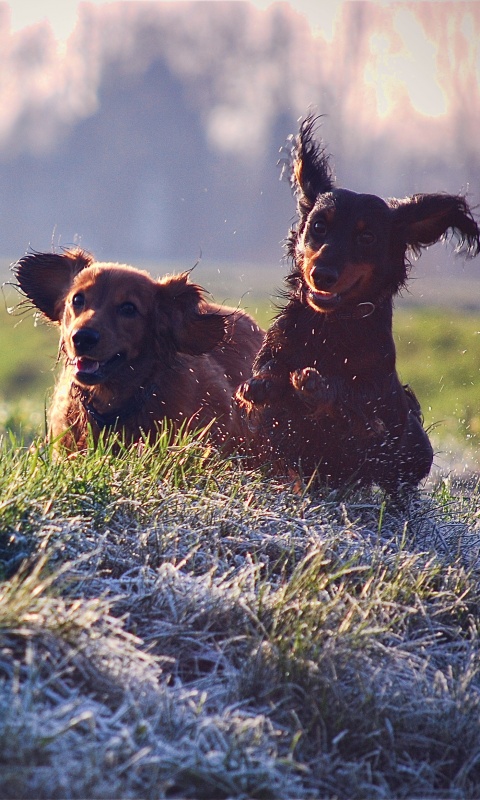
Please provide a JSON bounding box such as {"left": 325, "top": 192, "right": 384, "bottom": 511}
{"left": 0, "top": 430, "right": 479, "bottom": 798}
{"left": 1, "top": 284, "right": 480, "bottom": 798}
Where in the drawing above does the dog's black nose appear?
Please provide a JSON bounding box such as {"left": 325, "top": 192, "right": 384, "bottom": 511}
{"left": 72, "top": 327, "right": 100, "bottom": 355}
{"left": 311, "top": 265, "right": 339, "bottom": 291}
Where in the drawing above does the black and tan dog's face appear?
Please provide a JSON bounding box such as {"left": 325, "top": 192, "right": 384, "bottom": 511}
{"left": 298, "top": 188, "right": 393, "bottom": 312}
{"left": 14, "top": 249, "right": 226, "bottom": 388}
{"left": 289, "top": 115, "right": 480, "bottom": 313}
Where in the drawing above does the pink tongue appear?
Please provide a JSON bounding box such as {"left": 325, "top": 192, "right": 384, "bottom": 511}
{"left": 76, "top": 358, "right": 100, "bottom": 374}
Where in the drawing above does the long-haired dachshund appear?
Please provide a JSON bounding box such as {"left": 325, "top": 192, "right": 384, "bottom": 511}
{"left": 234, "top": 115, "right": 480, "bottom": 495}
{"left": 15, "top": 248, "right": 264, "bottom": 451}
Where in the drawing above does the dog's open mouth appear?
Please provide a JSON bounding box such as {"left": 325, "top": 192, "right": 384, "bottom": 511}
{"left": 72, "top": 353, "right": 125, "bottom": 384}
{"left": 307, "top": 289, "right": 341, "bottom": 310}
{"left": 306, "top": 277, "right": 366, "bottom": 312}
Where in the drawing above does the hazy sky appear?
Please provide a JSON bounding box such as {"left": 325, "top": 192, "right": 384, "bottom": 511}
{"left": 2, "top": 0, "right": 478, "bottom": 268}
{"left": 8, "top": 0, "right": 342, "bottom": 41}
{"left": 7, "top": 0, "right": 472, "bottom": 124}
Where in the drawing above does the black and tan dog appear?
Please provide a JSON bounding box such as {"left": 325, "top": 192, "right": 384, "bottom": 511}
{"left": 234, "top": 115, "right": 480, "bottom": 495}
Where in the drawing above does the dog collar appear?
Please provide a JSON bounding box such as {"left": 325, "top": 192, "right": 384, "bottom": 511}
{"left": 337, "top": 302, "right": 376, "bottom": 319}
{"left": 78, "top": 383, "right": 158, "bottom": 430}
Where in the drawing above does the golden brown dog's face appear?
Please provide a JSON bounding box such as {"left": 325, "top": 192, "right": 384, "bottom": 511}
{"left": 61, "top": 265, "right": 158, "bottom": 385}
{"left": 14, "top": 249, "right": 227, "bottom": 388}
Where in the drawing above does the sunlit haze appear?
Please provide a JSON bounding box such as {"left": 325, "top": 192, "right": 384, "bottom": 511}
{"left": 12, "top": 0, "right": 336, "bottom": 40}
{"left": 1, "top": 0, "right": 478, "bottom": 269}
{"left": 10, "top": 0, "right": 341, "bottom": 41}
{"left": 6, "top": 0, "right": 477, "bottom": 122}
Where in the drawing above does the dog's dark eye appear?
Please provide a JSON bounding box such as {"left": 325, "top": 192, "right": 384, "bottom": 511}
{"left": 72, "top": 293, "right": 85, "bottom": 310}
{"left": 357, "top": 230, "right": 376, "bottom": 245}
{"left": 118, "top": 301, "right": 138, "bottom": 317}
{"left": 311, "top": 219, "right": 328, "bottom": 239}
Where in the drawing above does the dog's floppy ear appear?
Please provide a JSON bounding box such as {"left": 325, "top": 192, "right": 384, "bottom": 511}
{"left": 389, "top": 194, "right": 480, "bottom": 257}
{"left": 289, "top": 115, "right": 334, "bottom": 219}
{"left": 157, "top": 272, "right": 226, "bottom": 355}
{"left": 13, "top": 248, "right": 93, "bottom": 322}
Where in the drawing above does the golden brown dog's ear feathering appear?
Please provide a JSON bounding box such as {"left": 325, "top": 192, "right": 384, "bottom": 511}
{"left": 156, "top": 272, "right": 227, "bottom": 355}
{"left": 13, "top": 248, "right": 94, "bottom": 322}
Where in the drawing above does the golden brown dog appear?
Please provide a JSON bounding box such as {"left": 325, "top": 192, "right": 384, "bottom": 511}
{"left": 15, "top": 248, "right": 264, "bottom": 451}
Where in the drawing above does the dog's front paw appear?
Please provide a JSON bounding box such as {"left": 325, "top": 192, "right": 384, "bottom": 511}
{"left": 291, "top": 366, "right": 325, "bottom": 394}
{"left": 291, "top": 367, "right": 332, "bottom": 408}
{"left": 235, "top": 376, "right": 273, "bottom": 408}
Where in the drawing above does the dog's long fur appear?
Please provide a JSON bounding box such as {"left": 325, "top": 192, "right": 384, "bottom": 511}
{"left": 15, "top": 249, "right": 264, "bottom": 451}
{"left": 234, "top": 115, "right": 480, "bottom": 494}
